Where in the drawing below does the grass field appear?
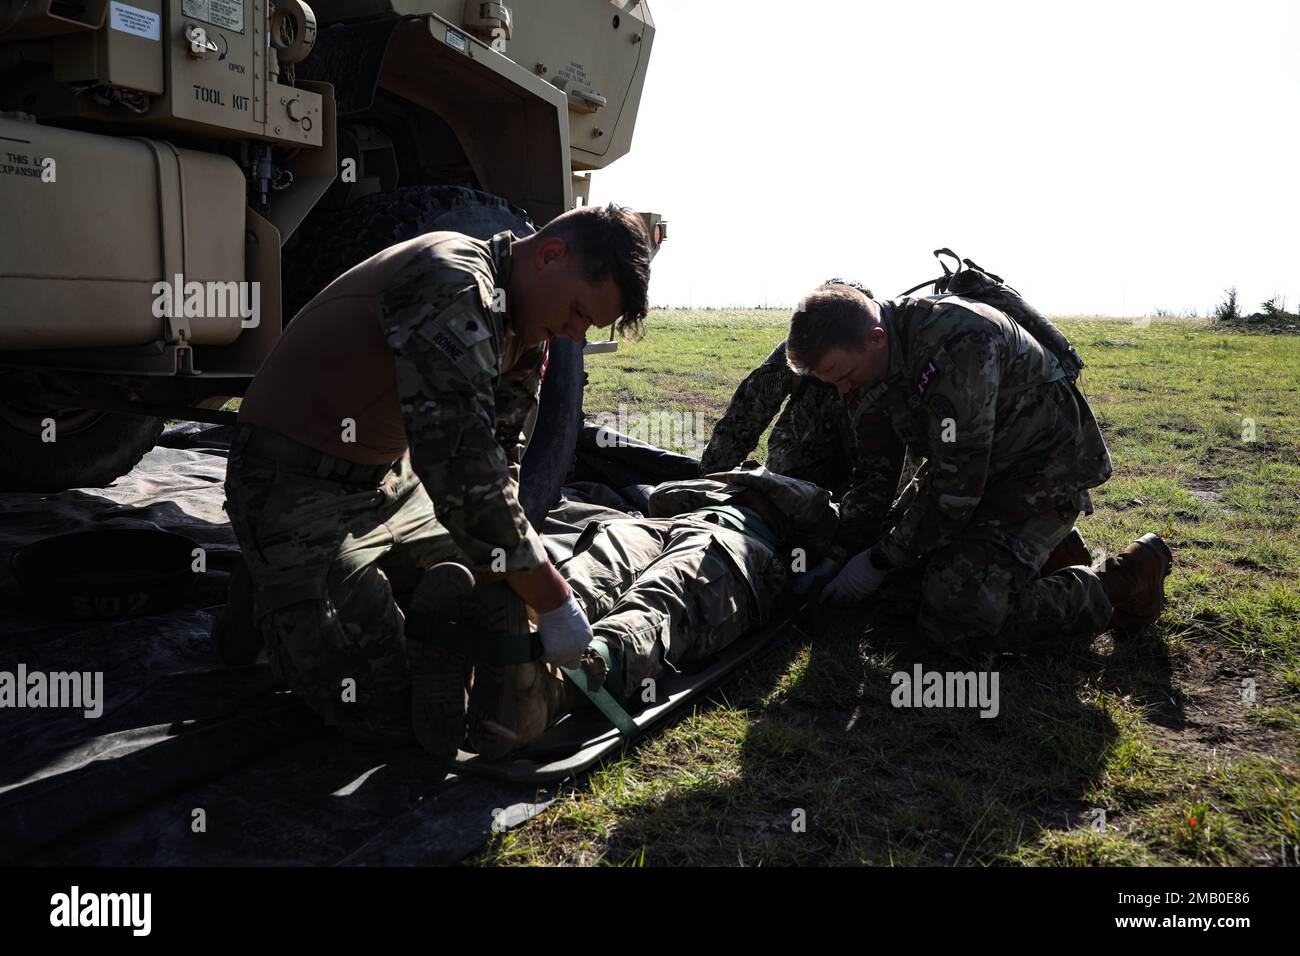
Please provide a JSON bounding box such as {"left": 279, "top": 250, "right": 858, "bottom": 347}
{"left": 475, "top": 311, "right": 1300, "bottom": 866}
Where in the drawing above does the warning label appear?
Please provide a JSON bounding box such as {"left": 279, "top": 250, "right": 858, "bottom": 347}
{"left": 181, "top": 0, "right": 244, "bottom": 34}
{"left": 0, "top": 152, "right": 53, "bottom": 182}
{"left": 109, "top": 2, "right": 161, "bottom": 41}
{"left": 557, "top": 61, "right": 590, "bottom": 84}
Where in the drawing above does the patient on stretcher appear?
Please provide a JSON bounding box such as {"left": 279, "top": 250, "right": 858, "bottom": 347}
{"left": 438, "top": 463, "right": 838, "bottom": 757}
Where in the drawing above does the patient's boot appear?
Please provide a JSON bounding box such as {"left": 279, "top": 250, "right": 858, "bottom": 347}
{"left": 1038, "top": 528, "right": 1092, "bottom": 577}
{"left": 467, "top": 660, "right": 586, "bottom": 758}
{"left": 406, "top": 562, "right": 477, "bottom": 760}
{"left": 1096, "top": 533, "right": 1173, "bottom": 638}
{"left": 210, "top": 558, "right": 262, "bottom": 666}
{"left": 467, "top": 629, "right": 608, "bottom": 764}
{"left": 451, "top": 579, "right": 544, "bottom": 758}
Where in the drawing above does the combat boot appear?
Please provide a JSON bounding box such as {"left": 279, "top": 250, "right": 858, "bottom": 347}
{"left": 467, "top": 657, "right": 586, "bottom": 758}
{"left": 1096, "top": 533, "right": 1173, "bottom": 637}
{"left": 1038, "top": 527, "right": 1092, "bottom": 576}
{"left": 406, "top": 562, "right": 478, "bottom": 760}
{"left": 448, "top": 577, "right": 554, "bottom": 759}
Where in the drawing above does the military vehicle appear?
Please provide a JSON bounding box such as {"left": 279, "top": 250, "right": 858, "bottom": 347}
{"left": 0, "top": 0, "right": 664, "bottom": 518}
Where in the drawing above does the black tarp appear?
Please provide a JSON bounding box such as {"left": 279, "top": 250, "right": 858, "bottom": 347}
{"left": 0, "top": 424, "right": 699, "bottom": 865}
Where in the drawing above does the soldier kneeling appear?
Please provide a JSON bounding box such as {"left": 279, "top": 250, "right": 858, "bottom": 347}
{"left": 784, "top": 282, "right": 1172, "bottom": 654}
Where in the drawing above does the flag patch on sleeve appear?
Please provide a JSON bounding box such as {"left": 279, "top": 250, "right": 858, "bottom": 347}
{"left": 916, "top": 359, "right": 941, "bottom": 398}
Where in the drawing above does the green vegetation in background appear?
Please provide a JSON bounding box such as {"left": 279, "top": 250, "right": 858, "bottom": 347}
{"left": 478, "top": 314, "right": 1299, "bottom": 867}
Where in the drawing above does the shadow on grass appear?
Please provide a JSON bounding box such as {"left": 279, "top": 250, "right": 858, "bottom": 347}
{"left": 582, "top": 574, "right": 1184, "bottom": 866}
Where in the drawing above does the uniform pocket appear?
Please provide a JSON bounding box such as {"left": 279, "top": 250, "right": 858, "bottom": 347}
{"left": 253, "top": 466, "right": 381, "bottom": 546}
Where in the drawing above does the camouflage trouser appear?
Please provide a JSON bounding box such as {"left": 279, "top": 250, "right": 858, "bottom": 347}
{"left": 557, "top": 514, "right": 785, "bottom": 702}
{"left": 224, "top": 442, "right": 462, "bottom": 743}
{"left": 913, "top": 475, "right": 1112, "bottom": 651}
{"left": 767, "top": 386, "right": 853, "bottom": 496}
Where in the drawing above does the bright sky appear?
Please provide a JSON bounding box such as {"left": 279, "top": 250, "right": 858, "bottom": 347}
{"left": 589, "top": 0, "right": 1300, "bottom": 316}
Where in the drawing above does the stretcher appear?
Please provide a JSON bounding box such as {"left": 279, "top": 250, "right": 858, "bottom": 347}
{"left": 448, "top": 616, "right": 793, "bottom": 784}
{"left": 406, "top": 537, "right": 808, "bottom": 785}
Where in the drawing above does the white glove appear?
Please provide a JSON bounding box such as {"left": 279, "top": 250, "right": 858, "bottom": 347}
{"left": 821, "top": 549, "right": 887, "bottom": 605}
{"left": 536, "top": 591, "right": 593, "bottom": 668}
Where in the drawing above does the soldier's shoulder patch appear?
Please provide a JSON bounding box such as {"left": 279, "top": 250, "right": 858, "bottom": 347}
{"left": 915, "top": 357, "right": 941, "bottom": 399}
{"left": 413, "top": 287, "right": 499, "bottom": 380}
{"left": 905, "top": 345, "right": 958, "bottom": 410}
{"left": 443, "top": 305, "right": 494, "bottom": 351}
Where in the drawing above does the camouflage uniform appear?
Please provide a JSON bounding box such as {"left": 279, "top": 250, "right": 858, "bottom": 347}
{"left": 223, "top": 232, "right": 547, "bottom": 742}
{"left": 699, "top": 340, "right": 854, "bottom": 494}
{"left": 837, "top": 295, "right": 1114, "bottom": 650}
{"left": 556, "top": 465, "right": 836, "bottom": 700}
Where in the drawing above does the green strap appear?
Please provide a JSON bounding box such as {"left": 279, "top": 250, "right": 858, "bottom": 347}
{"left": 563, "top": 639, "right": 635, "bottom": 738}
{"left": 562, "top": 663, "right": 636, "bottom": 737}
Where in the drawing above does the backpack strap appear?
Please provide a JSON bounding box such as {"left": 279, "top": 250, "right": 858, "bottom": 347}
{"left": 897, "top": 249, "right": 965, "bottom": 297}
{"left": 898, "top": 274, "right": 947, "bottom": 297}
{"left": 903, "top": 250, "right": 1087, "bottom": 383}
{"left": 961, "top": 257, "right": 1006, "bottom": 284}
{"left": 933, "top": 248, "right": 963, "bottom": 277}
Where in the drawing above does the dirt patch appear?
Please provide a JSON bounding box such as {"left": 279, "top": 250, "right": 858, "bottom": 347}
{"left": 1184, "top": 475, "right": 1238, "bottom": 514}
{"left": 1117, "top": 642, "right": 1297, "bottom": 763}
{"left": 1186, "top": 476, "right": 1222, "bottom": 499}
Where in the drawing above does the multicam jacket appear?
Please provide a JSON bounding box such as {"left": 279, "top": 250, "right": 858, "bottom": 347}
{"left": 378, "top": 231, "right": 549, "bottom": 572}
{"left": 836, "top": 295, "right": 1112, "bottom": 567}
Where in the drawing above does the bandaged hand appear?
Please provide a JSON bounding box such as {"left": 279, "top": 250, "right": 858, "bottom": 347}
{"left": 537, "top": 591, "right": 593, "bottom": 668}
{"left": 821, "top": 549, "right": 887, "bottom": 605}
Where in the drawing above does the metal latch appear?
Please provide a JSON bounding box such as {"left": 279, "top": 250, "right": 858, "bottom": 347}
{"left": 184, "top": 23, "right": 219, "bottom": 59}
{"left": 551, "top": 76, "right": 607, "bottom": 114}
{"left": 573, "top": 87, "right": 607, "bottom": 111}
{"left": 462, "top": 1, "right": 512, "bottom": 47}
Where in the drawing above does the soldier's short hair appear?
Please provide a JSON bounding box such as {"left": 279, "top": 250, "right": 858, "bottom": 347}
{"left": 538, "top": 204, "right": 651, "bottom": 338}
{"left": 821, "top": 277, "right": 873, "bottom": 300}
{"left": 786, "top": 284, "right": 877, "bottom": 374}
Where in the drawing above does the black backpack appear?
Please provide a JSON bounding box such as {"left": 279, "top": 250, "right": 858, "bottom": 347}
{"left": 899, "top": 249, "right": 1085, "bottom": 382}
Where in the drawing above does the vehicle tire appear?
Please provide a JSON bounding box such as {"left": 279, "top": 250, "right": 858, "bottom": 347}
{"left": 283, "top": 185, "right": 538, "bottom": 319}
{"left": 0, "top": 399, "right": 165, "bottom": 492}
{"left": 283, "top": 185, "right": 583, "bottom": 528}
